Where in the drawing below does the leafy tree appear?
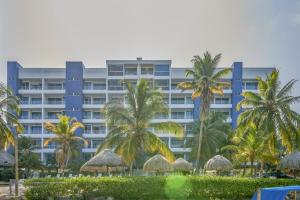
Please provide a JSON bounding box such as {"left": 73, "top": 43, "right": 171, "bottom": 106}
{"left": 98, "top": 79, "right": 183, "bottom": 174}
{"left": 237, "top": 70, "right": 300, "bottom": 153}
{"left": 44, "top": 115, "right": 87, "bottom": 173}
{"left": 190, "top": 112, "right": 231, "bottom": 165}
{"left": 18, "top": 136, "right": 43, "bottom": 178}
{"left": 0, "top": 83, "right": 24, "bottom": 149}
{"left": 178, "top": 52, "right": 231, "bottom": 170}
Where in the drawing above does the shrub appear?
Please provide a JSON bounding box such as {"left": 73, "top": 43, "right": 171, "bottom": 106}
{"left": 24, "top": 176, "right": 300, "bottom": 200}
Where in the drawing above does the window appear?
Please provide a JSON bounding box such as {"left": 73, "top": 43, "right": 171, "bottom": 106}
{"left": 160, "top": 137, "right": 169, "bottom": 146}
{"left": 185, "top": 96, "right": 193, "bottom": 104}
{"left": 47, "top": 98, "right": 62, "bottom": 104}
{"left": 31, "top": 139, "right": 42, "bottom": 149}
{"left": 83, "top": 111, "right": 92, "bottom": 119}
{"left": 91, "top": 139, "right": 102, "bottom": 148}
{"left": 84, "top": 82, "right": 92, "bottom": 90}
{"left": 155, "top": 112, "right": 169, "bottom": 119}
{"left": 108, "top": 95, "right": 124, "bottom": 104}
{"left": 155, "top": 65, "right": 169, "bottom": 76}
{"left": 31, "top": 97, "right": 42, "bottom": 104}
{"left": 21, "top": 82, "right": 29, "bottom": 90}
{"left": 93, "top": 112, "right": 102, "bottom": 119}
{"left": 171, "top": 81, "right": 180, "bottom": 90}
{"left": 214, "top": 97, "right": 230, "bottom": 104}
{"left": 171, "top": 138, "right": 184, "bottom": 148}
{"left": 31, "top": 126, "right": 42, "bottom": 134}
{"left": 47, "top": 83, "right": 63, "bottom": 90}
{"left": 93, "top": 97, "right": 106, "bottom": 104}
{"left": 171, "top": 111, "right": 185, "bottom": 119}
{"left": 108, "top": 64, "right": 123, "bottom": 76}
{"left": 186, "top": 110, "right": 193, "bottom": 119}
{"left": 108, "top": 79, "right": 123, "bottom": 90}
{"left": 154, "top": 80, "right": 169, "bottom": 90}
{"left": 243, "top": 82, "right": 258, "bottom": 90}
{"left": 171, "top": 96, "right": 185, "bottom": 104}
{"left": 124, "top": 64, "right": 137, "bottom": 75}
{"left": 185, "top": 124, "right": 193, "bottom": 135}
{"left": 84, "top": 124, "right": 92, "bottom": 134}
{"left": 93, "top": 125, "right": 105, "bottom": 134}
{"left": 21, "top": 111, "right": 29, "bottom": 119}
{"left": 31, "top": 112, "right": 42, "bottom": 119}
{"left": 31, "top": 82, "right": 42, "bottom": 90}
{"left": 93, "top": 82, "right": 106, "bottom": 90}
{"left": 20, "top": 96, "right": 29, "bottom": 104}
{"left": 46, "top": 112, "right": 58, "bottom": 119}
{"left": 23, "top": 125, "right": 29, "bottom": 134}
{"left": 84, "top": 96, "right": 92, "bottom": 104}
{"left": 163, "top": 97, "right": 169, "bottom": 104}
{"left": 141, "top": 64, "right": 153, "bottom": 75}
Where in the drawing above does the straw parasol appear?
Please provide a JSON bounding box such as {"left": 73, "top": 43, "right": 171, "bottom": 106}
{"left": 0, "top": 150, "right": 15, "bottom": 166}
{"left": 80, "top": 149, "right": 125, "bottom": 173}
{"left": 143, "top": 154, "right": 173, "bottom": 173}
{"left": 279, "top": 150, "right": 300, "bottom": 170}
{"left": 204, "top": 155, "right": 233, "bottom": 171}
{"left": 173, "top": 158, "right": 193, "bottom": 172}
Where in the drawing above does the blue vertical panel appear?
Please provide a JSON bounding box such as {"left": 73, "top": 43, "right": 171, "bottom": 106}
{"left": 7, "top": 61, "right": 22, "bottom": 95}
{"left": 65, "top": 62, "right": 84, "bottom": 135}
{"left": 154, "top": 64, "right": 170, "bottom": 76}
{"left": 231, "top": 62, "right": 243, "bottom": 128}
{"left": 193, "top": 97, "right": 201, "bottom": 121}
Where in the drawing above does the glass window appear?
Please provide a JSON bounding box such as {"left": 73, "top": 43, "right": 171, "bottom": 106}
{"left": 47, "top": 83, "right": 63, "bottom": 90}
{"left": 171, "top": 111, "right": 185, "bottom": 119}
{"left": 185, "top": 124, "right": 193, "bottom": 135}
{"left": 31, "top": 97, "right": 42, "bottom": 104}
{"left": 155, "top": 65, "right": 170, "bottom": 76}
{"left": 47, "top": 98, "right": 62, "bottom": 104}
{"left": 154, "top": 80, "right": 169, "bottom": 90}
{"left": 31, "top": 112, "right": 42, "bottom": 119}
{"left": 185, "top": 96, "right": 193, "bottom": 104}
{"left": 108, "top": 79, "right": 123, "bottom": 90}
{"left": 92, "top": 139, "right": 102, "bottom": 148}
{"left": 108, "top": 64, "right": 123, "bottom": 76}
{"left": 186, "top": 110, "right": 193, "bottom": 119}
{"left": 83, "top": 111, "right": 92, "bottom": 119}
{"left": 93, "top": 112, "right": 102, "bottom": 119}
{"left": 171, "top": 81, "right": 181, "bottom": 90}
{"left": 31, "top": 82, "right": 42, "bottom": 90}
{"left": 171, "top": 96, "right": 185, "bottom": 104}
{"left": 124, "top": 64, "right": 137, "bottom": 75}
{"left": 46, "top": 112, "right": 58, "bottom": 119}
{"left": 141, "top": 64, "right": 154, "bottom": 75}
{"left": 93, "top": 97, "right": 106, "bottom": 104}
{"left": 84, "top": 124, "right": 92, "bottom": 134}
{"left": 21, "top": 111, "right": 29, "bottom": 119}
{"left": 93, "top": 125, "right": 106, "bottom": 134}
{"left": 93, "top": 82, "right": 106, "bottom": 90}
{"left": 155, "top": 112, "right": 169, "bottom": 119}
{"left": 84, "top": 96, "right": 92, "bottom": 104}
{"left": 20, "top": 96, "right": 29, "bottom": 104}
{"left": 214, "top": 97, "right": 230, "bottom": 104}
{"left": 23, "top": 125, "right": 29, "bottom": 134}
{"left": 108, "top": 95, "right": 124, "bottom": 104}
{"left": 245, "top": 82, "right": 258, "bottom": 90}
{"left": 160, "top": 137, "right": 169, "bottom": 146}
{"left": 31, "top": 126, "right": 42, "bottom": 134}
{"left": 171, "top": 138, "right": 184, "bottom": 148}
{"left": 84, "top": 81, "right": 92, "bottom": 90}
{"left": 21, "top": 82, "right": 29, "bottom": 90}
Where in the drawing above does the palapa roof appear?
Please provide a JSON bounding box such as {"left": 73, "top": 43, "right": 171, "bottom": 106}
{"left": 143, "top": 154, "right": 173, "bottom": 173}
{"left": 173, "top": 158, "right": 193, "bottom": 172}
{"left": 0, "top": 150, "right": 15, "bottom": 166}
{"left": 279, "top": 150, "right": 300, "bottom": 170}
{"left": 80, "top": 149, "right": 124, "bottom": 173}
{"left": 204, "top": 155, "right": 233, "bottom": 171}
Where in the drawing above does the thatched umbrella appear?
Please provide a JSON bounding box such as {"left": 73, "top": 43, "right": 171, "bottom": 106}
{"left": 279, "top": 150, "right": 300, "bottom": 170}
{"left": 173, "top": 158, "right": 193, "bottom": 172}
{"left": 80, "top": 149, "right": 125, "bottom": 173}
{"left": 0, "top": 150, "right": 15, "bottom": 166}
{"left": 143, "top": 154, "right": 173, "bottom": 173}
{"left": 204, "top": 155, "right": 233, "bottom": 171}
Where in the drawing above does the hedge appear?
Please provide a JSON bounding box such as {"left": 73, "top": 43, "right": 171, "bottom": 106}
{"left": 24, "top": 176, "right": 300, "bottom": 200}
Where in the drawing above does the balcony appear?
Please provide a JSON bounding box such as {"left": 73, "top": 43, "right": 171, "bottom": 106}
{"left": 44, "top": 83, "right": 65, "bottom": 94}
{"left": 44, "top": 99, "right": 65, "bottom": 108}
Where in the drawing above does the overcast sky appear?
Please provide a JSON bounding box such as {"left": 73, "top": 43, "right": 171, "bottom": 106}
{"left": 0, "top": 0, "right": 300, "bottom": 110}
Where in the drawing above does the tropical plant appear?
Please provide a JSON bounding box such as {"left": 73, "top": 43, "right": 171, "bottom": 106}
{"left": 177, "top": 52, "right": 231, "bottom": 170}
{"left": 0, "top": 83, "right": 24, "bottom": 149}
{"left": 98, "top": 79, "right": 183, "bottom": 174}
{"left": 18, "top": 136, "right": 43, "bottom": 178}
{"left": 222, "top": 124, "right": 278, "bottom": 176}
{"left": 44, "top": 115, "right": 87, "bottom": 172}
{"left": 190, "top": 112, "right": 231, "bottom": 164}
{"left": 237, "top": 70, "right": 300, "bottom": 153}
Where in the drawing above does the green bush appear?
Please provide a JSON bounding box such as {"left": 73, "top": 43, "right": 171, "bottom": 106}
{"left": 24, "top": 176, "right": 300, "bottom": 200}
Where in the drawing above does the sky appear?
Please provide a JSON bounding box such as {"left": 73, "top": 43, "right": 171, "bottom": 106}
{"left": 0, "top": 0, "right": 300, "bottom": 111}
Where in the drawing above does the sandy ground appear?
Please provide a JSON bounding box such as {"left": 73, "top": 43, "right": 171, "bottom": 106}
{"left": 0, "top": 184, "right": 25, "bottom": 199}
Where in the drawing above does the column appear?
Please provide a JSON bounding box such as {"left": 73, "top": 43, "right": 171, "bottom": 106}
{"left": 231, "top": 62, "right": 243, "bottom": 129}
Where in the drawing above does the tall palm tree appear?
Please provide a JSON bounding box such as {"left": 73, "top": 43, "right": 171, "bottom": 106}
{"left": 44, "top": 115, "right": 87, "bottom": 172}
{"left": 0, "top": 83, "right": 23, "bottom": 149}
{"left": 190, "top": 112, "right": 231, "bottom": 165}
{"left": 237, "top": 70, "right": 300, "bottom": 153}
{"left": 98, "top": 79, "right": 183, "bottom": 174}
{"left": 222, "top": 124, "right": 274, "bottom": 176}
{"left": 177, "top": 52, "right": 231, "bottom": 170}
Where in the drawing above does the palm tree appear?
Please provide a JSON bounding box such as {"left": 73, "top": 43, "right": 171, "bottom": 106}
{"left": 190, "top": 112, "right": 231, "bottom": 165}
{"left": 222, "top": 124, "right": 277, "bottom": 176}
{"left": 44, "top": 114, "right": 87, "bottom": 172}
{"left": 0, "top": 83, "right": 23, "bottom": 149}
{"left": 177, "top": 52, "right": 231, "bottom": 171}
{"left": 237, "top": 70, "right": 300, "bottom": 153}
{"left": 98, "top": 79, "right": 183, "bottom": 174}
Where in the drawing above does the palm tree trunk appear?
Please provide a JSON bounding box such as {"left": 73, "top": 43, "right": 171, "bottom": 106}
{"left": 242, "top": 163, "right": 246, "bottom": 176}
{"left": 195, "top": 119, "right": 204, "bottom": 173}
{"left": 129, "top": 163, "right": 133, "bottom": 176}
{"left": 260, "top": 162, "right": 264, "bottom": 177}
{"left": 250, "top": 160, "right": 254, "bottom": 177}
